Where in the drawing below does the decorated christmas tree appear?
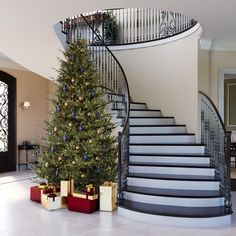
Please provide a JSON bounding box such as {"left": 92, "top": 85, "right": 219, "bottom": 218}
{"left": 36, "top": 39, "right": 117, "bottom": 190}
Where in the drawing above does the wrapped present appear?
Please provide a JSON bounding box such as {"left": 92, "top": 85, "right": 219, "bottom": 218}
{"left": 30, "top": 185, "right": 53, "bottom": 203}
{"left": 68, "top": 195, "right": 98, "bottom": 213}
{"left": 99, "top": 182, "right": 117, "bottom": 211}
{"left": 61, "top": 179, "right": 74, "bottom": 196}
{"left": 72, "top": 191, "right": 98, "bottom": 200}
{"left": 85, "top": 184, "right": 95, "bottom": 195}
{"left": 41, "top": 193, "right": 67, "bottom": 210}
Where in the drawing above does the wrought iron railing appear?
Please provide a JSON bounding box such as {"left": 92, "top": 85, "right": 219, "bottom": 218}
{"left": 199, "top": 91, "right": 232, "bottom": 213}
{"left": 61, "top": 13, "right": 130, "bottom": 203}
{"left": 61, "top": 8, "right": 197, "bottom": 46}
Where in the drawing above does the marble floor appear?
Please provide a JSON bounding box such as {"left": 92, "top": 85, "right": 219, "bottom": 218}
{"left": 1, "top": 172, "right": 236, "bottom": 236}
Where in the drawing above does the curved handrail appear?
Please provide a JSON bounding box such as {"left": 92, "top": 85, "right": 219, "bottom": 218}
{"left": 199, "top": 91, "right": 227, "bottom": 135}
{"left": 199, "top": 91, "right": 232, "bottom": 213}
{"left": 61, "top": 8, "right": 197, "bottom": 46}
{"left": 80, "top": 13, "right": 130, "bottom": 136}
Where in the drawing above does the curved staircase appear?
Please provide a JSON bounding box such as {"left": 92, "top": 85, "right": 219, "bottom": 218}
{"left": 61, "top": 8, "right": 232, "bottom": 227}
{"left": 116, "top": 101, "right": 231, "bottom": 227}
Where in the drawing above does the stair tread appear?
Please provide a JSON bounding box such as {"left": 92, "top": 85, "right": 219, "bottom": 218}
{"left": 128, "top": 173, "right": 218, "bottom": 181}
{"left": 130, "top": 124, "right": 186, "bottom": 127}
{"left": 130, "top": 109, "right": 161, "bottom": 111}
{"left": 129, "top": 153, "right": 210, "bottom": 157}
{"left": 130, "top": 133, "right": 195, "bottom": 136}
{"left": 129, "top": 162, "right": 212, "bottom": 168}
{"left": 125, "top": 186, "right": 222, "bottom": 198}
{"left": 119, "top": 199, "right": 230, "bottom": 218}
{"left": 129, "top": 143, "right": 204, "bottom": 146}
{"left": 131, "top": 102, "right": 146, "bottom": 105}
{"left": 129, "top": 116, "right": 174, "bottom": 119}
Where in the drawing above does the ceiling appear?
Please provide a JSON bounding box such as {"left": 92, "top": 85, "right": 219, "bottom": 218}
{"left": 0, "top": 0, "right": 236, "bottom": 79}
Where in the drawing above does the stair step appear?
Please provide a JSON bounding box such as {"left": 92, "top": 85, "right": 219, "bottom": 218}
{"left": 126, "top": 186, "right": 221, "bottom": 198}
{"left": 130, "top": 125, "right": 187, "bottom": 134}
{"left": 123, "top": 191, "right": 224, "bottom": 207}
{"left": 129, "top": 164, "right": 214, "bottom": 176}
{"left": 127, "top": 175, "right": 219, "bottom": 190}
{"left": 129, "top": 154, "right": 210, "bottom": 165}
{"left": 128, "top": 173, "right": 217, "bottom": 181}
{"left": 118, "top": 206, "right": 231, "bottom": 227}
{"left": 129, "top": 143, "right": 205, "bottom": 154}
{"left": 130, "top": 102, "right": 147, "bottom": 110}
{"left": 130, "top": 133, "right": 195, "bottom": 144}
{"left": 129, "top": 117, "right": 175, "bottom": 126}
{"left": 119, "top": 199, "right": 228, "bottom": 218}
{"left": 129, "top": 162, "right": 211, "bottom": 167}
{"left": 130, "top": 110, "right": 162, "bottom": 117}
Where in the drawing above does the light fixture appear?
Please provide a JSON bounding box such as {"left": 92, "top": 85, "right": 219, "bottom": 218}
{"left": 23, "top": 101, "right": 31, "bottom": 110}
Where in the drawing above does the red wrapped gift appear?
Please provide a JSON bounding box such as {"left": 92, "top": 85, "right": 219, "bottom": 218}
{"left": 68, "top": 196, "right": 98, "bottom": 213}
{"left": 30, "top": 186, "right": 53, "bottom": 203}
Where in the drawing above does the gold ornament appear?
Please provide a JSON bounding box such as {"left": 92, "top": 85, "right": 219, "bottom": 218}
{"left": 45, "top": 162, "right": 48, "bottom": 167}
{"left": 88, "top": 139, "right": 92, "bottom": 143}
{"left": 54, "top": 127, "right": 57, "bottom": 132}
{"left": 97, "top": 128, "right": 103, "bottom": 134}
{"left": 76, "top": 146, "right": 80, "bottom": 150}
{"left": 58, "top": 156, "right": 62, "bottom": 161}
{"left": 69, "top": 122, "right": 73, "bottom": 127}
{"left": 87, "top": 112, "right": 91, "bottom": 116}
{"left": 72, "top": 161, "right": 76, "bottom": 165}
{"left": 64, "top": 102, "right": 68, "bottom": 106}
{"left": 81, "top": 174, "right": 85, "bottom": 178}
{"left": 71, "top": 78, "right": 75, "bottom": 83}
{"left": 79, "top": 96, "right": 84, "bottom": 102}
{"left": 95, "top": 156, "right": 100, "bottom": 161}
{"left": 85, "top": 82, "right": 89, "bottom": 86}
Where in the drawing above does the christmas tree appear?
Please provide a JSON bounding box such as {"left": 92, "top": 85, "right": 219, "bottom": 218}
{"left": 36, "top": 38, "right": 117, "bottom": 190}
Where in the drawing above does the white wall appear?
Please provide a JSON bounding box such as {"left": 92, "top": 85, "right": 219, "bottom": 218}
{"left": 111, "top": 28, "right": 201, "bottom": 135}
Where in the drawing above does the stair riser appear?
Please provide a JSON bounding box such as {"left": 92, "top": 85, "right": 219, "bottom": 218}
{"left": 127, "top": 177, "right": 219, "bottom": 190}
{"left": 129, "top": 145, "right": 205, "bottom": 154}
{"left": 130, "top": 103, "right": 147, "bottom": 109}
{"left": 130, "top": 118, "right": 174, "bottom": 126}
{"left": 123, "top": 192, "right": 224, "bottom": 207}
{"left": 118, "top": 207, "right": 231, "bottom": 227}
{"left": 130, "top": 126, "right": 186, "bottom": 134}
{"left": 129, "top": 166, "right": 215, "bottom": 176}
{"left": 130, "top": 156, "right": 210, "bottom": 165}
{"left": 130, "top": 110, "right": 162, "bottom": 117}
{"left": 130, "top": 135, "right": 195, "bottom": 144}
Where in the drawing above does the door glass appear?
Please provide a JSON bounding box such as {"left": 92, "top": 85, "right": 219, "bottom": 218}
{"left": 0, "top": 81, "right": 8, "bottom": 152}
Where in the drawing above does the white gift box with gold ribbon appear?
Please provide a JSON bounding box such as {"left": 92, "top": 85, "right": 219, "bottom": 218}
{"left": 41, "top": 193, "right": 67, "bottom": 210}
{"left": 99, "top": 182, "right": 117, "bottom": 211}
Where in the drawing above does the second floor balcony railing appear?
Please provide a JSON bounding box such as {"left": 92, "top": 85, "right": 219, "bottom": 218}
{"left": 61, "top": 8, "right": 197, "bottom": 46}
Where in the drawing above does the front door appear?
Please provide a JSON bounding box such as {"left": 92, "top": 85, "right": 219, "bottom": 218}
{"left": 0, "top": 71, "right": 16, "bottom": 172}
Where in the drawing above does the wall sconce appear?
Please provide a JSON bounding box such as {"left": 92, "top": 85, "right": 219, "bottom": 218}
{"left": 23, "top": 101, "right": 31, "bottom": 110}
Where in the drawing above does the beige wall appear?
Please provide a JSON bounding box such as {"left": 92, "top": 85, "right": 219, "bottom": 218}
{"left": 0, "top": 68, "right": 51, "bottom": 146}
{"left": 112, "top": 30, "right": 200, "bottom": 135}
{"left": 198, "top": 48, "right": 210, "bottom": 95}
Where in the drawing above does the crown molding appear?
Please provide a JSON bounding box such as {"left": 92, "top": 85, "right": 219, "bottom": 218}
{"left": 0, "top": 56, "right": 28, "bottom": 71}
{"left": 199, "top": 39, "right": 212, "bottom": 50}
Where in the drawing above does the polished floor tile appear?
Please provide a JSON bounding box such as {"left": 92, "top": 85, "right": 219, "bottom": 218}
{"left": 1, "top": 171, "right": 236, "bottom": 236}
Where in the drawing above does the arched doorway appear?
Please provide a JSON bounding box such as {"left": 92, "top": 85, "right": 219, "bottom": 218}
{"left": 0, "top": 71, "right": 16, "bottom": 172}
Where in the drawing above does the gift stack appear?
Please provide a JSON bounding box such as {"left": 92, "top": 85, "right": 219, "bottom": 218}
{"left": 30, "top": 181, "right": 71, "bottom": 210}
{"left": 30, "top": 180, "right": 117, "bottom": 213}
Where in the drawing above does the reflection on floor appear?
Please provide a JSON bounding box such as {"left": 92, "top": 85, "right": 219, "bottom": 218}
{"left": 1, "top": 171, "right": 236, "bottom": 236}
